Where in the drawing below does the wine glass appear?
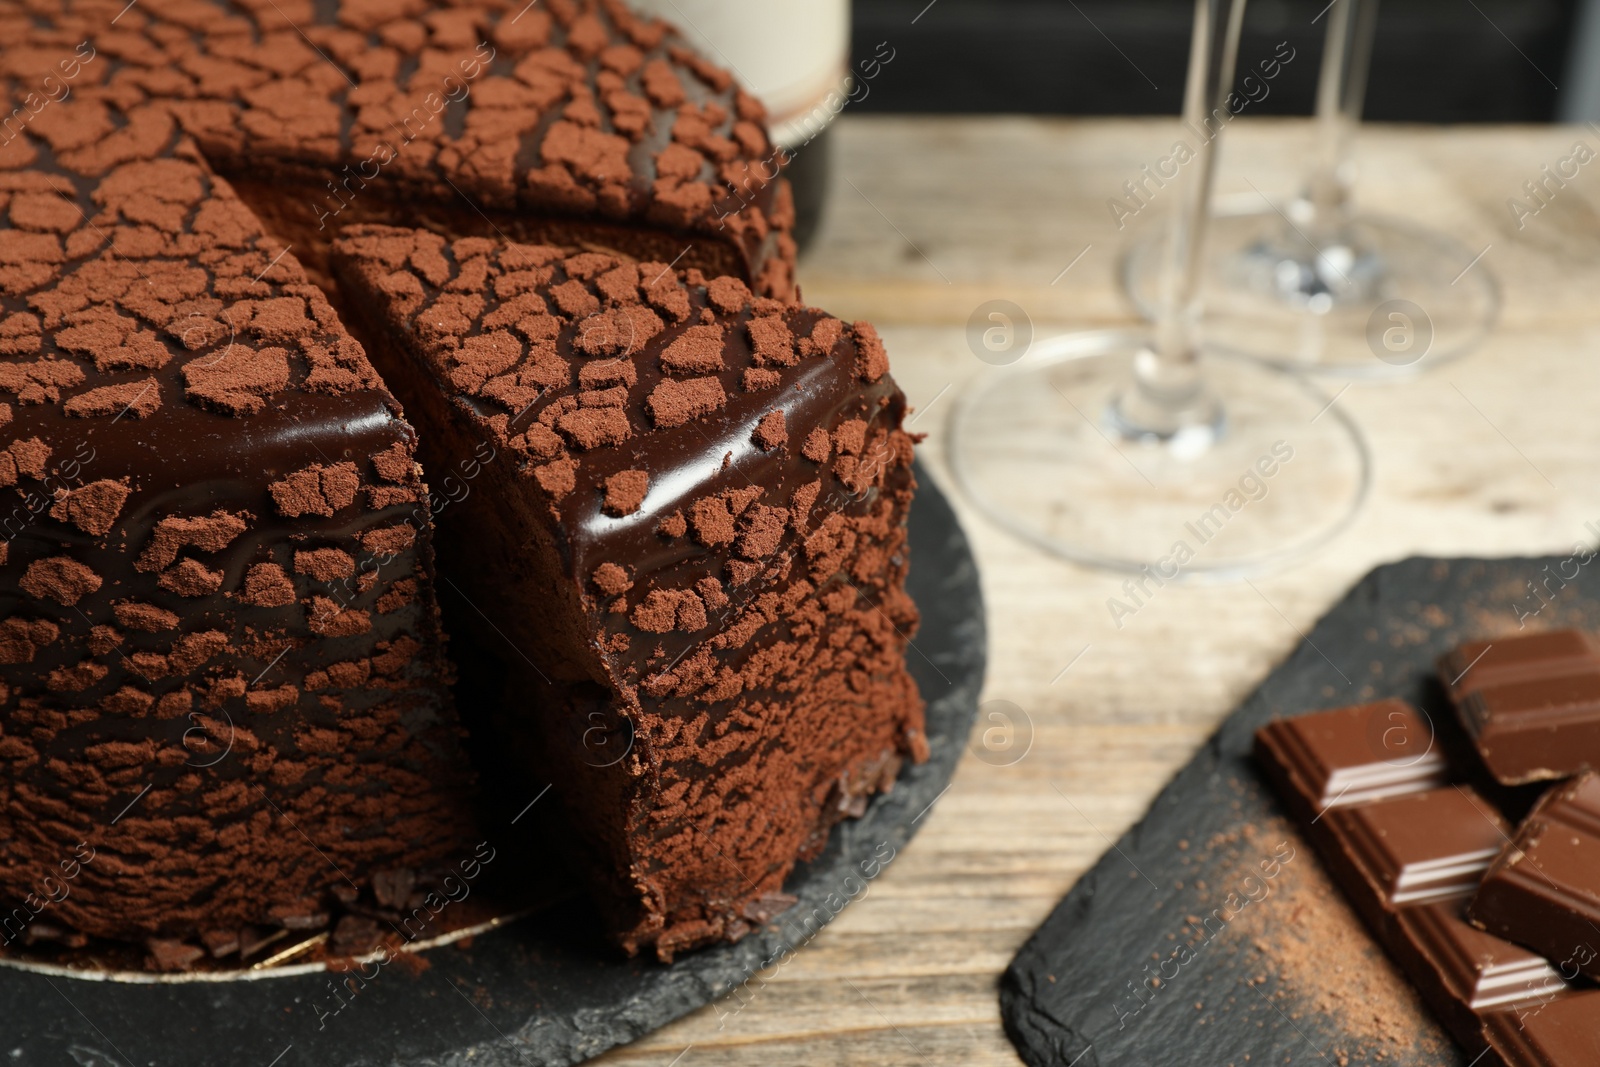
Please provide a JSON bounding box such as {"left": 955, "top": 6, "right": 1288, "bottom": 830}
{"left": 947, "top": 0, "right": 1370, "bottom": 575}
{"left": 1121, "top": 0, "right": 1499, "bottom": 377}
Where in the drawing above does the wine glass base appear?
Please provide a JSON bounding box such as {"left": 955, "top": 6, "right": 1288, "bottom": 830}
{"left": 947, "top": 332, "right": 1371, "bottom": 577}
{"left": 1123, "top": 199, "right": 1500, "bottom": 378}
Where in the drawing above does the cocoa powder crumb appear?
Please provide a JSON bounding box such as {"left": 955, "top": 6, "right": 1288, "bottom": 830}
{"left": 294, "top": 548, "right": 356, "bottom": 582}
{"left": 593, "top": 562, "right": 632, "bottom": 596}
{"left": 534, "top": 457, "right": 579, "bottom": 500}
{"left": 647, "top": 375, "right": 725, "bottom": 428}
{"left": 137, "top": 511, "right": 249, "bottom": 572}
{"left": 706, "top": 276, "right": 751, "bottom": 313}
{"left": 801, "top": 427, "right": 831, "bottom": 463}
{"left": 307, "top": 598, "right": 371, "bottom": 637}
{"left": 556, "top": 406, "right": 631, "bottom": 450}
{"left": 269, "top": 462, "right": 360, "bottom": 518}
{"left": 64, "top": 379, "right": 163, "bottom": 419}
{"left": 371, "top": 442, "right": 413, "bottom": 482}
{"left": 659, "top": 324, "right": 725, "bottom": 374}
{"left": 689, "top": 494, "right": 736, "bottom": 546}
{"left": 579, "top": 358, "right": 638, "bottom": 389}
{"left": 742, "top": 367, "right": 780, "bottom": 392}
{"left": 753, "top": 409, "right": 786, "bottom": 451}
{"left": 362, "top": 525, "right": 416, "bottom": 556}
{"left": 603, "top": 470, "right": 649, "bottom": 515}
{"left": 6, "top": 438, "right": 50, "bottom": 480}
{"left": 50, "top": 479, "right": 131, "bottom": 536}
{"left": 113, "top": 601, "right": 180, "bottom": 632}
{"left": 747, "top": 316, "right": 797, "bottom": 368}
{"left": 182, "top": 347, "right": 291, "bottom": 415}
{"left": 241, "top": 563, "right": 296, "bottom": 608}
{"left": 801, "top": 318, "right": 845, "bottom": 358}
{"left": 19, "top": 556, "right": 102, "bottom": 605}
{"left": 158, "top": 558, "right": 226, "bottom": 597}
{"left": 834, "top": 419, "right": 867, "bottom": 456}
{"left": 852, "top": 321, "right": 890, "bottom": 382}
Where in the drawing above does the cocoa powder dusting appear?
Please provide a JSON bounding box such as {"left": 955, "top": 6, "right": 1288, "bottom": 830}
{"left": 1224, "top": 820, "right": 1449, "bottom": 1063}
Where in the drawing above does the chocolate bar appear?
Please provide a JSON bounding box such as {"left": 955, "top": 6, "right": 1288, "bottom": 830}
{"left": 1481, "top": 990, "right": 1600, "bottom": 1065}
{"left": 1254, "top": 699, "right": 1450, "bottom": 825}
{"left": 1255, "top": 703, "right": 1577, "bottom": 1064}
{"left": 1440, "top": 630, "right": 1600, "bottom": 785}
{"left": 1394, "top": 901, "right": 1566, "bottom": 1042}
{"left": 1322, "top": 787, "right": 1507, "bottom": 922}
{"left": 1441, "top": 630, "right": 1600, "bottom": 701}
{"left": 1470, "top": 772, "right": 1600, "bottom": 982}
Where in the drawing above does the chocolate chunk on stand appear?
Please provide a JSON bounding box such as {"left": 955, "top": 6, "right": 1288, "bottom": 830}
{"left": 1481, "top": 991, "right": 1600, "bottom": 1065}
{"left": 1441, "top": 631, "right": 1600, "bottom": 701}
{"left": 1322, "top": 786, "right": 1506, "bottom": 924}
{"left": 1394, "top": 900, "right": 1566, "bottom": 1042}
{"left": 1440, "top": 630, "right": 1600, "bottom": 784}
{"left": 1255, "top": 699, "right": 1449, "bottom": 825}
{"left": 1470, "top": 772, "right": 1600, "bottom": 982}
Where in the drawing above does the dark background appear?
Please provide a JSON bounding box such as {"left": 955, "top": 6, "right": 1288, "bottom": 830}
{"left": 848, "top": 0, "right": 1580, "bottom": 122}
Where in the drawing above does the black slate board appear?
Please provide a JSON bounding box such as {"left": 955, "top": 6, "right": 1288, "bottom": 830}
{"left": 0, "top": 460, "right": 985, "bottom": 1067}
{"left": 1002, "top": 553, "right": 1595, "bottom": 1067}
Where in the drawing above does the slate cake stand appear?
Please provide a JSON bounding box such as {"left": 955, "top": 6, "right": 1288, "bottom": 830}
{"left": 0, "top": 460, "right": 986, "bottom": 1066}
{"left": 1002, "top": 554, "right": 1590, "bottom": 1067}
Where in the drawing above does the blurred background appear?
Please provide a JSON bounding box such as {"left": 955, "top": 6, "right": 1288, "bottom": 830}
{"left": 849, "top": 0, "right": 1599, "bottom": 122}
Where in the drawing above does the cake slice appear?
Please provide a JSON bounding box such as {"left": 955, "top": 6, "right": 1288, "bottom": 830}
{"left": 332, "top": 226, "right": 926, "bottom": 959}
{"left": 0, "top": 154, "right": 478, "bottom": 965}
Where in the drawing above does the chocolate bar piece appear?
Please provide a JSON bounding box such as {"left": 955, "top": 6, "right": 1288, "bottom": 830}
{"left": 1322, "top": 786, "right": 1507, "bottom": 932}
{"left": 1441, "top": 630, "right": 1600, "bottom": 700}
{"left": 1395, "top": 900, "right": 1566, "bottom": 1042}
{"left": 1254, "top": 699, "right": 1450, "bottom": 824}
{"left": 1482, "top": 990, "right": 1600, "bottom": 1065}
{"left": 1440, "top": 630, "right": 1600, "bottom": 785}
{"left": 1470, "top": 772, "right": 1600, "bottom": 982}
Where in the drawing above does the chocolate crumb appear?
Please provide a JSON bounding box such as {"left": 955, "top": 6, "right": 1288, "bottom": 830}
{"left": 753, "top": 410, "right": 786, "bottom": 451}
{"left": 603, "top": 470, "right": 649, "bottom": 515}
{"left": 50, "top": 480, "right": 131, "bottom": 537}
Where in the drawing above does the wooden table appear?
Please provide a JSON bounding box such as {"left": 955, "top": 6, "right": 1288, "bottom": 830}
{"left": 594, "top": 115, "right": 1600, "bottom": 1066}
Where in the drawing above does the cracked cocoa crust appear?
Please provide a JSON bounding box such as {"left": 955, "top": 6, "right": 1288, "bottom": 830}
{"left": 332, "top": 227, "right": 925, "bottom": 960}
{"left": 31, "top": 0, "right": 797, "bottom": 300}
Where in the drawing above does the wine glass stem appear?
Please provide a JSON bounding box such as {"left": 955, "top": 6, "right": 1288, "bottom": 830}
{"left": 1303, "top": 0, "right": 1379, "bottom": 241}
{"left": 1124, "top": 0, "right": 1248, "bottom": 432}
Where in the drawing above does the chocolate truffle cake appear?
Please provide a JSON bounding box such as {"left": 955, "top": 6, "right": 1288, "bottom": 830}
{"left": 331, "top": 226, "right": 925, "bottom": 959}
{"left": 0, "top": 0, "right": 920, "bottom": 969}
